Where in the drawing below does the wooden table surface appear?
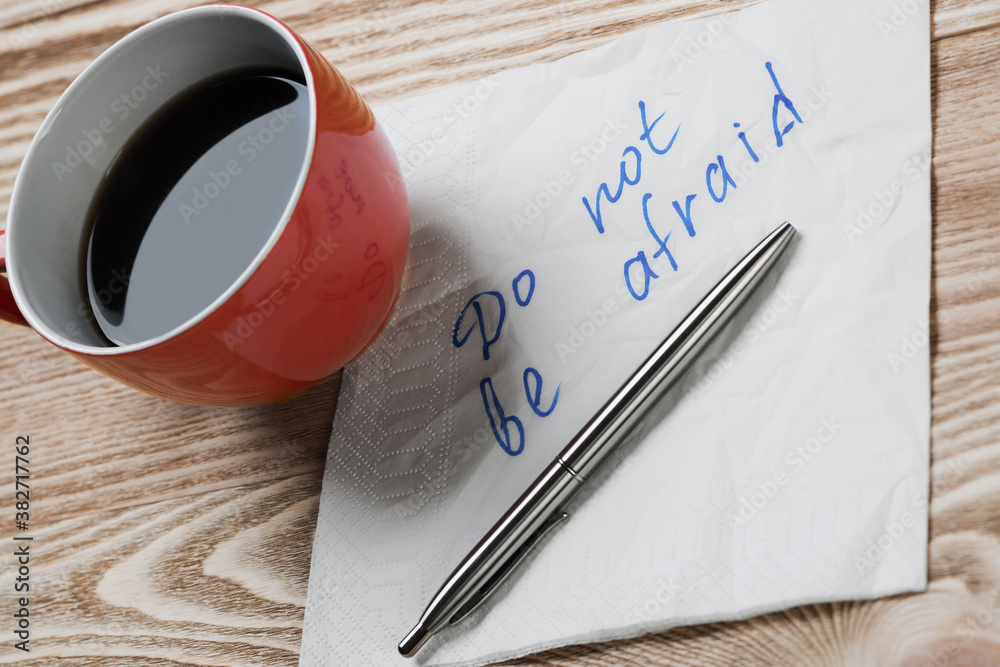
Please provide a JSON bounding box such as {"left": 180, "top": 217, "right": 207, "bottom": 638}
{"left": 1, "top": 0, "right": 998, "bottom": 664}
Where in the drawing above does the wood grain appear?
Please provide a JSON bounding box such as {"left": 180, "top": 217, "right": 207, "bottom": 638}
{"left": 1, "top": 475, "right": 319, "bottom": 665}
{"left": 0, "top": 0, "right": 997, "bottom": 664}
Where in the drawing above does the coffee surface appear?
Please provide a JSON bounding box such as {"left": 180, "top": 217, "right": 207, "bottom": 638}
{"left": 86, "top": 67, "right": 310, "bottom": 346}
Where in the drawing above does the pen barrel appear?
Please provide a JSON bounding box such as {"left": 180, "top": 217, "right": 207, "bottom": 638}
{"left": 559, "top": 222, "right": 795, "bottom": 481}
{"left": 400, "top": 223, "right": 795, "bottom": 658}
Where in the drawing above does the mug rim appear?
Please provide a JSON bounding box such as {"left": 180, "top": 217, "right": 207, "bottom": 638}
{"left": 5, "top": 3, "right": 318, "bottom": 357}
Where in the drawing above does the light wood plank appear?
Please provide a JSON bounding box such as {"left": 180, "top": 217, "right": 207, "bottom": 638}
{"left": 0, "top": 475, "right": 318, "bottom": 664}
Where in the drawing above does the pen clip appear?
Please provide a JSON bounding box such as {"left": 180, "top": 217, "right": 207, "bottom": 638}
{"left": 448, "top": 511, "right": 569, "bottom": 625}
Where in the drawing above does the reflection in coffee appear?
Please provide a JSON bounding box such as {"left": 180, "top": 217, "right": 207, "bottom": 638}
{"left": 85, "top": 67, "right": 310, "bottom": 346}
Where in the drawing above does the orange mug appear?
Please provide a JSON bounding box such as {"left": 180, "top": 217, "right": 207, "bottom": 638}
{"left": 0, "top": 5, "right": 409, "bottom": 406}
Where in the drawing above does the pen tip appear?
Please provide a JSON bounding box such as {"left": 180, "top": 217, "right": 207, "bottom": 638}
{"left": 769, "top": 221, "right": 796, "bottom": 251}
{"left": 398, "top": 623, "right": 429, "bottom": 658}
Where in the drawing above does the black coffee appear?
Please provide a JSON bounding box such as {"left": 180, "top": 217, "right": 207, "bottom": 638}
{"left": 85, "top": 67, "right": 310, "bottom": 346}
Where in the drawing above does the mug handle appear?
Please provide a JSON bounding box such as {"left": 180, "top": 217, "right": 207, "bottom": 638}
{"left": 0, "top": 230, "right": 29, "bottom": 327}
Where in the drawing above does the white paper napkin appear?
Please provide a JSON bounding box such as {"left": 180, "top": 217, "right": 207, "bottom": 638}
{"left": 300, "top": 0, "right": 931, "bottom": 664}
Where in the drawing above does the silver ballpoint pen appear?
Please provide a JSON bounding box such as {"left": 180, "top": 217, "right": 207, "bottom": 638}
{"left": 399, "top": 222, "right": 796, "bottom": 658}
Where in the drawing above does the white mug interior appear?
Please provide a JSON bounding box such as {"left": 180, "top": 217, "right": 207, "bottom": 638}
{"left": 5, "top": 5, "right": 315, "bottom": 354}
